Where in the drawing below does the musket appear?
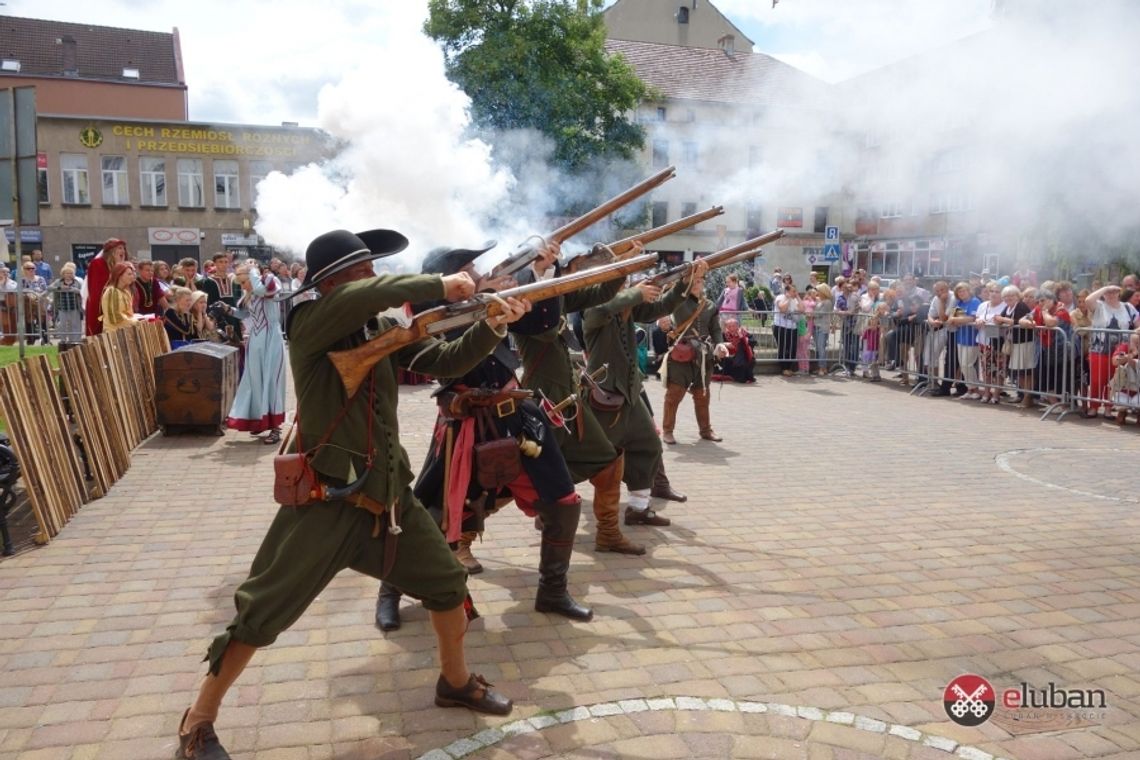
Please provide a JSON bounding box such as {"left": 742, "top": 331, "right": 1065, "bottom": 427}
{"left": 646, "top": 229, "right": 786, "bottom": 288}
{"left": 605, "top": 205, "right": 724, "bottom": 257}
{"left": 329, "top": 252, "right": 659, "bottom": 396}
{"left": 486, "top": 165, "right": 677, "bottom": 278}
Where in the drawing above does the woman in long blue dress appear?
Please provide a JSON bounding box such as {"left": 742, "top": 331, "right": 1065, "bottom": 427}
{"left": 225, "top": 264, "right": 287, "bottom": 444}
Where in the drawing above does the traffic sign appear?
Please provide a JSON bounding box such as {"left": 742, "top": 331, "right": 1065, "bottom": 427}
{"left": 825, "top": 225, "right": 839, "bottom": 241}
{"left": 822, "top": 243, "right": 841, "bottom": 262}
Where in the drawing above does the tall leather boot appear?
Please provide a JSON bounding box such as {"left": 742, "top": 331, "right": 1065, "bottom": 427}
{"left": 661, "top": 383, "right": 686, "bottom": 445}
{"left": 454, "top": 530, "right": 483, "bottom": 575}
{"left": 375, "top": 582, "right": 402, "bottom": 631}
{"left": 650, "top": 460, "right": 687, "bottom": 502}
{"left": 533, "top": 498, "right": 593, "bottom": 621}
{"left": 693, "top": 388, "right": 722, "bottom": 442}
{"left": 591, "top": 455, "right": 645, "bottom": 555}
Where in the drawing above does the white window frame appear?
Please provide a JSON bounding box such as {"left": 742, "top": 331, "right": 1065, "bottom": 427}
{"left": 214, "top": 160, "right": 241, "bottom": 209}
{"left": 177, "top": 158, "right": 205, "bottom": 208}
{"left": 60, "top": 153, "right": 90, "bottom": 205}
{"left": 139, "top": 157, "right": 167, "bottom": 206}
{"left": 101, "top": 155, "right": 129, "bottom": 206}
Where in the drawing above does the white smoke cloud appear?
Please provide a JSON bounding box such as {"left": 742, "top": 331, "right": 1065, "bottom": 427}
{"left": 250, "top": 4, "right": 520, "bottom": 263}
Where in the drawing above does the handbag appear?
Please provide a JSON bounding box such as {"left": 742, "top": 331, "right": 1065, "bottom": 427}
{"left": 273, "top": 372, "right": 375, "bottom": 507}
{"left": 585, "top": 377, "right": 625, "bottom": 413}
{"left": 669, "top": 339, "right": 697, "bottom": 363}
{"left": 474, "top": 408, "right": 521, "bottom": 491}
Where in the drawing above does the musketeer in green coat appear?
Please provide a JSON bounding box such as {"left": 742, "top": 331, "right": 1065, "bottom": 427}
{"left": 512, "top": 243, "right": 646, "bottom": 555}
{"left": 581, "top": 257, "right": 708, "bottom": 525}
{"left": 662, "top": 270, "right": 730, "bottom": 445}
{"left": 176, "top": 229, "right": 531, "bottom": 760}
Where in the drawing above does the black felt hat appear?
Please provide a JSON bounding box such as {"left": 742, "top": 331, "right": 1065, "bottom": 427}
{"left": 287, "top": 228, "right": 409, "bottom": 299}
{"left": 421, "top": 241, "right": 496, "bottom": 277}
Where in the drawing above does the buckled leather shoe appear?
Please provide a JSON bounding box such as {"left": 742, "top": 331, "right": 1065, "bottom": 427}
{"left": 177, "top": 710, "right": 232, "bottom": 760}
{"left": 435, "top": 674, "right": 513, "bottom": 715}
{"left": 625, "top": 507, "right": 671, "bottom": 526}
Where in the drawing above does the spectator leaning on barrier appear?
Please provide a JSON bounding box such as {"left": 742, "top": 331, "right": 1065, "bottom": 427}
{"left": 995, "top": 284, "right": 1035, "bottom": 408}
{"left": 19, "top": 261, "right": 49, "bottom": 345}
{"left": 925, "top": 281, "right": 953, "bottom": 395}
{"left": 1031, "top": 288, "right": 1071, "bottom": 405}
{"left": 798, "top": 285, "right": 819, "bottom": 374}
{"left": 48, "top": 263, "right": 84, "bottom": 342}
{"left": 773, "top": 280, "right": 802, "bottom": 376}
{"left": 1083, "top": 284, "right": 1140, "bottom": 417}
{"left": 946, "top": 282, "right": 983, "bottom": 399}
{"left": 858, "top": 281, "right": 883, "bottom": 380}
{"left": 31, "top": 249, "right": 52, "bottom": 282}
{"left": 811, "top": 283, "right": 832, "bottom": 376}
{"left": 974, "top": 280, "right": 1005, "bottom": 404}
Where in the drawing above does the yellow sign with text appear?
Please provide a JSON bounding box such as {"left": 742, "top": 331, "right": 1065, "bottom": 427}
{"left": 107, "top": 124, "right": 311, "bottom": 158}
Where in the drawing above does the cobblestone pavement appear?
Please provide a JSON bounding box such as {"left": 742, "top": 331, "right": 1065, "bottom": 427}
{"left": 2, "top": 373, "right": 1140, "bottom": 760}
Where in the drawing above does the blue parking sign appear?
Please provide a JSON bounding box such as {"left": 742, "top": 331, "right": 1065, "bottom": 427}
{"left": 825, "top": 225, "right": 839, "bottom": 241}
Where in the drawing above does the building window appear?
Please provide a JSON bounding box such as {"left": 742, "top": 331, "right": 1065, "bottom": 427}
{"left": 100, "top": 156, "right": 129, "bottom": 206}
{"left": 656, "top": 107, "right": 667, "bottom": 122}
{"left": 880, "top": 201, "right": 907, "bottom": 219}
{"left": 140, "top": 157, "right": 167, "bottom": 206}
{"left": 651, "top": 201, "right": 668, "bottom": 227}
{"left": 746, "top": 204, "right": 763, "bottom": 233}
{"left": 813, "top": 207, "right": 828, "bottom": 233}
{"left": 930, "top": 192, "right": 972, "bottom": 215}
{"left": 177, "top": 159, "right": 204, "bottom": 208}
{"left": 677, "top": 6, "right": 689, "bottom": 23}
{"left": 60, "top": 153, "right": 90, "bottom": 205}
{"left": 681, "top": 141, "right": 698, "bottom": 166}
{"left": 37, "top": 162, "right": 49, "bottom": 205}
{"left": 249, "top": 160, "right": 272, "bottom": 207}
{"left": 681, "top": 201, "right": 698, "bottom": 219}
{"left": 214, "top": 160, "right": 240, "bottom": 209}
{"left": 652, "top": 140, "right": 669, "bottom": 168}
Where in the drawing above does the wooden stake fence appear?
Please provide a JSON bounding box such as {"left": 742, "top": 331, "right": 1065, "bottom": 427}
{"left": 0, "top": 321, "right": 170, "bottom": 544}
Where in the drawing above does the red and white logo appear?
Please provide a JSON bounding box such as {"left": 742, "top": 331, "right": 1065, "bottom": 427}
{"left": 944, "top": 674, "right": 995, "bottom": 726}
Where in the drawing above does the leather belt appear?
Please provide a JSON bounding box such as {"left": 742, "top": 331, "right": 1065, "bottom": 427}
{"left": 439, "top": 388, "right": 533, "bottom": 420}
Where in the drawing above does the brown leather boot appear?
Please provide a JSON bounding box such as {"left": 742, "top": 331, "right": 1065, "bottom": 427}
{"left": 650, "top": 461, "right": 686, "bottom": 502}
{"left": 453, "top": 531, "right": 483, "bottom": 575}
{"left": 661, "top": 383, "right": 686, "bottom": 444}
{"left": 693, "top": 389, "right": 722, "bottom": 441}
{"left": 590, "top": 455, "right": 645, "bottom": 555}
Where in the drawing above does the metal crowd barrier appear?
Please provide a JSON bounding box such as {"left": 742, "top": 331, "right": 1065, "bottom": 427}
{"left": 1068, "top": 325, "right": 1140, "bottom": 424}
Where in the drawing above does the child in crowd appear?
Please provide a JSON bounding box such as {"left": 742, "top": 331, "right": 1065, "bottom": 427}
{"left": 1109, "top": 341, "right": 1140, "bottom": 425}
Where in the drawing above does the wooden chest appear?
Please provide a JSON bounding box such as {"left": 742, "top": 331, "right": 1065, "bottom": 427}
{"left": 155, "top": 343, "right": 239, "bottom": 434}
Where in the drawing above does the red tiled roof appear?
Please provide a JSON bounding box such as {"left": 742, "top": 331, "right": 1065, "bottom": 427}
{"left": 0, "top": 15, "right": 182, "bottom": 85}
{"left": 605, "top": 38, "right": 826, "bottom": 106}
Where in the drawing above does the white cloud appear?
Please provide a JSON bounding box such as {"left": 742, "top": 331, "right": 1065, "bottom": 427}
{"left": 12, "top": 0, "right": 433, "bottom": 124}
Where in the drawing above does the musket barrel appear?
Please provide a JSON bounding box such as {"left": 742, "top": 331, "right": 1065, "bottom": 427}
{"left": 549, "top": 166, "right": 676, "bottom": 243}
{"left": 608, "top": 205, "right": 724, "bottom": 256}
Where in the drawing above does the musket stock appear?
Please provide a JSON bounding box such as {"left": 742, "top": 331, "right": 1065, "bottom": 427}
{"left": 487, "top": 166, "right": 676, "bottom": 278}
{"left": 329, "top": 252, "right": 659, "bottom": 395}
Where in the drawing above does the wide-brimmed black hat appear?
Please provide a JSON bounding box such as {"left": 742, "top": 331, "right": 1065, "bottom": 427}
{"left": 287, "top": 228, "right": 409, "bottom": 299}
{"left": 421, "top": 241, "right": 496, "bottom": 277}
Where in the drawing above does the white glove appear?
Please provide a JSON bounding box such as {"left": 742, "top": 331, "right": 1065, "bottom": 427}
{"left": 714, "top": 342, "right": 731, "bottom": 359}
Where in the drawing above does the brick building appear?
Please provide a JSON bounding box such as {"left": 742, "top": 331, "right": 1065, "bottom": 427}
{"left": 2, "top": 15, "right": 324, "bottom": 270}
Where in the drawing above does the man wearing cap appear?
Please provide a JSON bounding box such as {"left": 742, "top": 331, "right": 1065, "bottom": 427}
{"left": 511, "top": 244, "right": 646, "bottom": 555}
{"left": 177, "top": 229, "right": 530, "bottom": 760}
{"left": 84, "top": 238, "right": 127, "bottom": 336}
{"left": 375, "top": 242, "right": 592, "bottom": 632}
{"left": 581, "top": 260, "right": 707, "bottom": 525}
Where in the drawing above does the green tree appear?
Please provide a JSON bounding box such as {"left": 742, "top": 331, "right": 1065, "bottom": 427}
{"left": 425, "top": 0, "right": 650, "bottom": 177}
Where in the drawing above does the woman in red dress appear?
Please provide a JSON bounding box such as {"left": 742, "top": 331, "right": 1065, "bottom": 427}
{"left": 84, "top": 238, "right": 127, "bottom": 336}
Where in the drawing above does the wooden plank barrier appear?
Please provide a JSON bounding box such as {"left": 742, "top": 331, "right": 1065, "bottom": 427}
{"left": 0, "top": 322, "right": 170, "bottom": 543}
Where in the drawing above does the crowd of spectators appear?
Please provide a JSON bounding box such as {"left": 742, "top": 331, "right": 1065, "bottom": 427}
{"left": 706, "top": 266, "right": 1140, "bottom": 423}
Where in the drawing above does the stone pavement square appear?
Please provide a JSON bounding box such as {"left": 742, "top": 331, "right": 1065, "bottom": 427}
{"left": 1, "top": 373, "right": 1139, "bottom": 759}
